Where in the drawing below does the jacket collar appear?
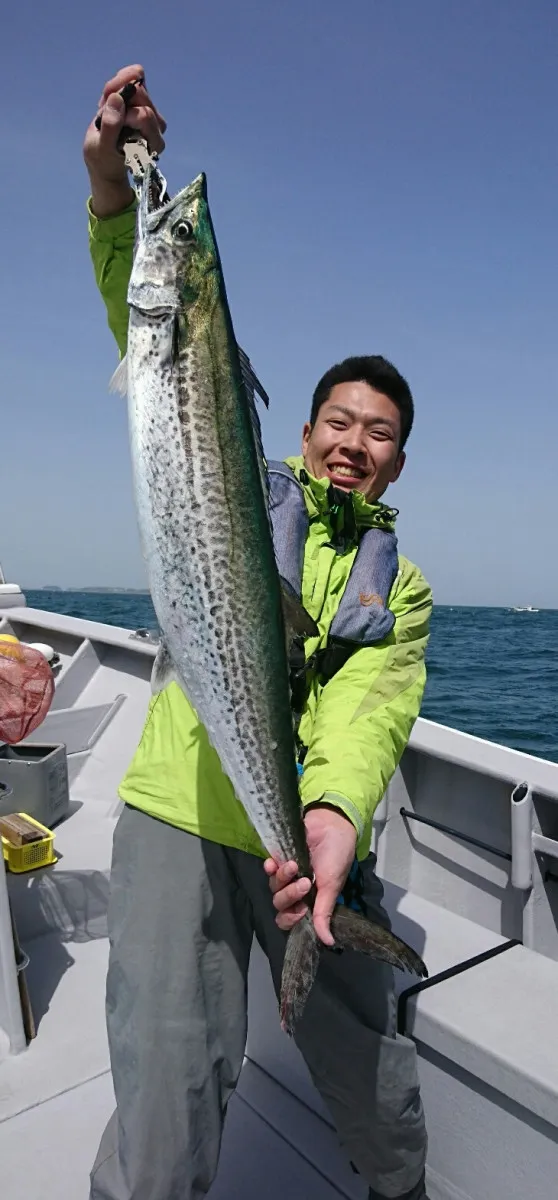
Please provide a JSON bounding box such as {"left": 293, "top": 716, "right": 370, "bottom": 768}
{"left": 284, "top": 455, "right": 397, "bottom": 550}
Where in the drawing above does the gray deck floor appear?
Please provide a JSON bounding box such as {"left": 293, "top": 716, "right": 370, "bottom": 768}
{"left": 5, "top": 605, "right": 558, "bottom": 1199}
{"left": 0, "top": 612, "right": 368, "bottom": 1199}
{"left": 1, "top": 1065, "right": 369, "bottom": 1200}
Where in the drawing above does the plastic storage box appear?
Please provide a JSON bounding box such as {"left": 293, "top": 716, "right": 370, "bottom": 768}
{"left": 0, "top": 744, "right": 69, "bottom": 828}
{"left": 1, "top": 812, "right": 56, "bottom": 873}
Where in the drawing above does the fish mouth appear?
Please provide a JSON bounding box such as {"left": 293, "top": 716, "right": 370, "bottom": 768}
{"left": 140, "top": 165, "right": 207, "bottom": 230}
{"left": 147, "top": 167, "right": 168, "bottom": 214}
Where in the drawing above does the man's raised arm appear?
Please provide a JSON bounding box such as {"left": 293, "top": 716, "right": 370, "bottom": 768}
{"left": 83, "top": 64, "right": 166, "bottom": 355}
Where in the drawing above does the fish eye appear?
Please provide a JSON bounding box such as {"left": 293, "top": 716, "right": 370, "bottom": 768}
{"left": 172, "top": 219, "right": 195, "bottom": 242}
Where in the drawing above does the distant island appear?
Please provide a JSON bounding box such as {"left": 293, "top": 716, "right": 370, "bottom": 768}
{"left": 80, "top": 587, "right": 150, "bottom": 594}
{"left": 31, "top": 586, "right": 150, "bottom": 595}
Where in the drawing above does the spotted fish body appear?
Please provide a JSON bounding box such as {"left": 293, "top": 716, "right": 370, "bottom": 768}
{"left": 117, "top": 166, "right": 427, "bottom": 1033}
{"left": 124, "top": 170, "right": 309, "bottom": 872}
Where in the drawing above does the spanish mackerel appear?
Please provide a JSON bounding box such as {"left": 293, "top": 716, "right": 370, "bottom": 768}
{"left": 112, "top": 164, "right": 427, "bottom": 1031}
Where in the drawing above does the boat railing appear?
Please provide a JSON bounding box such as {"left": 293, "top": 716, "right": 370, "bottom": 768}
{"left": 411, "top": 716, "right": 558, "bottom": 800}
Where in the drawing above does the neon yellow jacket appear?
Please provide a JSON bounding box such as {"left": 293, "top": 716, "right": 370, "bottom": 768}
{"left": 88, "top": 198, "right": 432, "bottom": 859}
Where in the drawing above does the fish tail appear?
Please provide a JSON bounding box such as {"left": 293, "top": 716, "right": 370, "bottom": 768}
{"left": 330, "top": 904, "right": 428, "bottom": 978}
{"left": 280, "top": 913, "right": 321, "bottom": 1037}
{"left": 279, "top": 907, "right": 427, "bottom": 1038}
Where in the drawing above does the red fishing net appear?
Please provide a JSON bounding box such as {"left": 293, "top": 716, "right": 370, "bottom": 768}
{"left": 0, "top": 642, "right": 54, "bottom": 744}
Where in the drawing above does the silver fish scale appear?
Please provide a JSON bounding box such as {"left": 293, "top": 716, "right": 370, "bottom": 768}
{"left": 127, "top": 305, "right": 308, "bottom": 868}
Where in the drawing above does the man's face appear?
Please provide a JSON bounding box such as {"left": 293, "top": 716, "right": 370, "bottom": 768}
{"left": 302, "top": 381, "right": 405, "bottom": 502}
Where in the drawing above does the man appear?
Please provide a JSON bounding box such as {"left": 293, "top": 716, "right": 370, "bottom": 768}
{"left": 84, "top": 64, "right": 432, "bottom": 1200}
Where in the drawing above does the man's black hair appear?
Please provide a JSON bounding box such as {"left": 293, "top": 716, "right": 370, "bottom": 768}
{"left": 310, "top": 355, "right": 414, "bottom": 450}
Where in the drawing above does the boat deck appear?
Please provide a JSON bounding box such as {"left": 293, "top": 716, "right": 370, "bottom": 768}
{"left": 0, "top": 605, "right": 371, "bottom": 1200}
{"left": 2, "top": 601, "right": 558, "bottom": 1199}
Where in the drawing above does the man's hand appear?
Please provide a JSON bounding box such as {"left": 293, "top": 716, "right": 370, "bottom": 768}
{"left": 84, "top": 64, "right": 167, "bottom": 219}
{"left": 264, "top": 807, "right": 357, "bottom": 947}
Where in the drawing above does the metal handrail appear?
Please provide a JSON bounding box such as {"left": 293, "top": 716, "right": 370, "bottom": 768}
{"left": 399, "top": 807, "right": 512, "bottom": 862}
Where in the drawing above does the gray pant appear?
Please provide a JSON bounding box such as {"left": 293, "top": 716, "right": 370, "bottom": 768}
{"left": 90, "top": 805, "right": 426, "bottom": 1200}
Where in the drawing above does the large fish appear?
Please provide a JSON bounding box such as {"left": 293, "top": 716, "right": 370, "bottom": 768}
{"left": 112, "top": 165, "right": 427, "bottom": 1032}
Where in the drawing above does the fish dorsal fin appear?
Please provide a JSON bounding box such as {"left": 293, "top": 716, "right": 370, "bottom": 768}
{"left": 238, "top": 345, "right": 270, "bottom": 409}
{"left": 237, "top": 345, "right": 271, "bottom": 511}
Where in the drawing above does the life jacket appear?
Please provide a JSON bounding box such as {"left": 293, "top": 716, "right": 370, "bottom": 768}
{"left": 268, "top": 461, "right": 399, "bottom": 747}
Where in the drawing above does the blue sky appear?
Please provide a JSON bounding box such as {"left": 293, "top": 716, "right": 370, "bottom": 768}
{"left": 2, "top": 0, "right": 557, "bottom": 605}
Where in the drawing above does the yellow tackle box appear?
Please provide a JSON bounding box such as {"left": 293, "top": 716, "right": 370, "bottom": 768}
{"left": 1, "top": 812, "right": 56, "bottom": 873}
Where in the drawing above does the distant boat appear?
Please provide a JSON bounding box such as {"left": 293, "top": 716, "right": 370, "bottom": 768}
{"left": 511, "top": 605, "right": 539, "bottom": 613}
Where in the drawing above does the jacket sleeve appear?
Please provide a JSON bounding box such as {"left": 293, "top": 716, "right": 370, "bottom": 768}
{"left": 299, "top": 561, "right": 432, "bottom": 843}
{"left": 87, "top": 197, "right": 137, "bottom": 358}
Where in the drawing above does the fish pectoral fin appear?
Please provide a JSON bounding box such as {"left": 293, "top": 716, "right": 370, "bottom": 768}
{"left": 151, "top": 642, "right": 177, "bottom": 695}
{"left": 280, "top": 580, "right": 320, "bottom": 641}
{"left": 109, "top": 354, "right": 128, "bottom": 397}
{"left": 330, "top": 905, "right": 428, "bottom": 978}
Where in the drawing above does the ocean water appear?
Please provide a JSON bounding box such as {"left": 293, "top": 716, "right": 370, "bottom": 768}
{"left": 26, "top": 592, "right": 558, "bottom": 764}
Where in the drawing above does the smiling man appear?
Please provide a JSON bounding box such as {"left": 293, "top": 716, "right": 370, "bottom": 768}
{"left": 85, "top": 64, "right": 432, "bottom": 1200}
{"left": 303, "top": 357, "right": 408, "bottom": 497}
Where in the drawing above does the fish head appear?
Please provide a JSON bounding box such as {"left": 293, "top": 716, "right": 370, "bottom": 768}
{"left": 129, "top": 167, "right": 217, "bottom": 318}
